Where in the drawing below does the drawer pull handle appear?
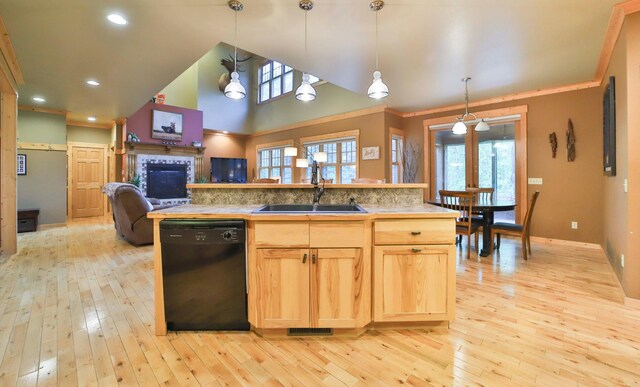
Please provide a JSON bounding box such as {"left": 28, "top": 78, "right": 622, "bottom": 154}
{"left": 411, "top": 248, "right": 422, "bottom": 253}
{"left": 411, "top": 231, "right": 422, "bottom": 235}
{"left": 312, "top": 254, "right": 317, "bottom": 264}
{"left": 302, "top": 253, "right": 307, "bottom": 263}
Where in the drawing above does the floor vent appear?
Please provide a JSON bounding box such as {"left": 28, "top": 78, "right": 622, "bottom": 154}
{"left": 287, "top": 328, "right": 333, "bottom": 336}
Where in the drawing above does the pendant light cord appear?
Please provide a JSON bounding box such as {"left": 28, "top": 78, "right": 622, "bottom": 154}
{"left": 464, "top": 79, "right": 469, "bottom": 116}
{"left": 234, "top": 9, "right": 238, "bottom": 72}
{"left": 304, "top": 9, "right": 308, "bottom": 70}
{"left": 375, "top": 10, "right": 379, "bottom": 71}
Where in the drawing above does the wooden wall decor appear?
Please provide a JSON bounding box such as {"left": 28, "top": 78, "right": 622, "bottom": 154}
{"left": 549, "top": 132, "right": 558, "bottom": 158}
{"left": 566, "top": 119, "right": 576, "bottom": 162}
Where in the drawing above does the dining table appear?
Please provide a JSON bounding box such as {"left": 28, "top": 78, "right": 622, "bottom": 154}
{"left": 428, "top": 198, "right": 517, "bottom": 257}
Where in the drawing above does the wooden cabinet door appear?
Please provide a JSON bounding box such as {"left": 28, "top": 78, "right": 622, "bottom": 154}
{"left": 373, "top": 245, "right": 455, "bottom": 322}
{"left": 256, "top": 249, "right": 310, "bottom": 328}
{"left": 311, "top": 248, "right": 370, "bottom": 328}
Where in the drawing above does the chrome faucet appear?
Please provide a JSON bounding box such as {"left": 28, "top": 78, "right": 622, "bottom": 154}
{"left": 311, "top": 160, "right": 325, "bottom": 204}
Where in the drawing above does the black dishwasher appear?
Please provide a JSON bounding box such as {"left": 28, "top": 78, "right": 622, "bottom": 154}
{"left": 160, "top": 219, "right": 249, "bottom": 331}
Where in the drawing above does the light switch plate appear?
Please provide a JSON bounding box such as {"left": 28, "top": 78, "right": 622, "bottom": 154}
{"left": 528, "top": 178, "right": 543, "bottom": 185}
{"left": 571, "top": 221, "right": 578, "bottom": 229}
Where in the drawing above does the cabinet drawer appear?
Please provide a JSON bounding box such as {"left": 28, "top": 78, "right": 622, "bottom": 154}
{"left": 255, "top": 222, "right": 309, "bottom": 247}
{"left": 310, "top": 222, "right": 365, "bottom": 248}
{"left": 374, "top": 219, "right": 454, "bottom": 245}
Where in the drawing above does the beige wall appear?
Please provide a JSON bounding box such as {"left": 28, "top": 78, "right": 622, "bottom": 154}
{"left": 403, "top": 87, "right": 604, "bottom": 244}
{"left": 245, "top": 112, "right": 386, "bottom": 183}
{"left": 17, "top": 111, "right": 67, "bottom": 225}
{"left": 202, "top": 132, "right": 247, "bottom": 180}
{"left": 159, "top": 62, "right": 199, "bottom": 109}
{"left": 67, "top": 125, "right": 112, "bottom": 144}
{"left": 602, "top": 21, "right": 628, "bottom": 289}
{"left": 623, "top": 14, "right": 640, "bottom": 299}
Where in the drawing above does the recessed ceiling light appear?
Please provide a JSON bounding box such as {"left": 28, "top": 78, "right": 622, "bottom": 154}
{"left": 88, "top": 116, "right": 97, "bottom": 122}
{"left": 86, "top": 80, "right": 100, "bottom": 86}
{"left": 107, "top": 14, "right": 127, "bottom": 25}
{"left": 32, "top": 97, "right": 46, "bottom": 103}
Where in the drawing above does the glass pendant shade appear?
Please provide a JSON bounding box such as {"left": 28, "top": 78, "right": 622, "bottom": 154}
{"left": 368, "top": 71, "right": 389, "bottom": 99}
{"left": 296, "top": 158, "right": 309, "bottom": 168}
{"left": 224, "top": 71, "right": 246, "bottom": 99}
{"left": 452, "top": 120, "right": 468, "bottom": 135}
{"left": 284, "top": 147, "right": 298, "bottom": 157}
{"left": 475, "top": 119, "right": 490, "bottom": 132}
{"left": 296, "top": 73, "right": 317, "bottom": 101}
{"left": 313, "top": 151, "right": 327, "bottom": 163}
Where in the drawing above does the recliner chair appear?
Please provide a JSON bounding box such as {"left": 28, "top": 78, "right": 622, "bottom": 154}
{"left": 102, "top": 182, "right": 174, "bottom": 246}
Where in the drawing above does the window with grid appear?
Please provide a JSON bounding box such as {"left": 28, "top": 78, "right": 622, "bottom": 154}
{"left": 304, "top": 138, "right": 357, "bottom": 184}
{"left": 258, "top": 61, "right": 294, "bottom": 103}
{"left": 391, "top": 135, "right": 404, "bottom": 184}
{"left": 257, "top": 147, "right": 293, "bottom": 183}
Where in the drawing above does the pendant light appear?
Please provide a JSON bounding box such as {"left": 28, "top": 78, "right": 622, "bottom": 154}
{"left": 296, "top": 0, "right": 316, "bottom": 101}
{"left": 368, "top": 1, "right": 389, "bottom": 99}
{"left": 224, "top": 1, "right": 246, "bottom": 100}
{"left": 452, "top": 77, "right": 490, "bottom": 134}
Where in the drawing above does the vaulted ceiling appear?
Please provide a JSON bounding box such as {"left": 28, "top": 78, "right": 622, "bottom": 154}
{"left": 1, "top": 0, "right": 618, "bottom": 126}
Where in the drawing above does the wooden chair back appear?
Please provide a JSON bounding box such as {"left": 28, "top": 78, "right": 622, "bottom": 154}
{"left": 352, "top": 178, "right": 385, "bottom": 184}
{"left": 253, "top": 178, "right": 279, "bottom": 183}
{"left": 466, "top": 187, "right": 494, "bottom": 202}
{"left": 439, "top": 190, "right": 475, "bottom": 231}
{"left": 523, "top": 190, "right": 540, "bottom": 236}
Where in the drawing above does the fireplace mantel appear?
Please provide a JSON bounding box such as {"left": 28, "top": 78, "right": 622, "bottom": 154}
{"left": 124, "top": 141, "right": 205, "bottom": 155}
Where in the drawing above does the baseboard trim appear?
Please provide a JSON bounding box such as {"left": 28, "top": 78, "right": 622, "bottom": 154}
{"left": 38, "top": 223, "right": 66, "bottom": 231}
{"left": 529, "top": 236, "right": 601, "bottom": 249}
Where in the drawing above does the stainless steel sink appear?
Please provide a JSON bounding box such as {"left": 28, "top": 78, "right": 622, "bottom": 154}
{"left": 253, "top": 204, "right": 367, "bottom": 213}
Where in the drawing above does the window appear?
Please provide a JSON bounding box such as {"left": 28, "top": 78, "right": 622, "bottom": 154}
{"left": 258, "top": 61, "right": 293, "bottom": 103}
{"left": 257, "top": 146, "right": 293, "bottom": 183}
{"left": 391, "top": 134, "right": 403, "bottom": 184}
{"left": 303, "top": 137, "right": 357, "bottom": 184}
{"left": 308, "top": 74, "right": 320, "bottom": 84}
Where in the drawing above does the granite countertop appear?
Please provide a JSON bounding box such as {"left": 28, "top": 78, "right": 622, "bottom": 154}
{"left": 148, "top": 203, "right": 458, "bottom": 219}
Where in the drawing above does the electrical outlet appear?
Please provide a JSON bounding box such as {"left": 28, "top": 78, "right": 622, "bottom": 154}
{"left": 528, "top": 178, "right": 543, "bottom": 185}
{"left": 621, "top": 254, "right": 625, "bottom": 268}
{"left": 571, "top": 221, "right": 578, "bottom": 229}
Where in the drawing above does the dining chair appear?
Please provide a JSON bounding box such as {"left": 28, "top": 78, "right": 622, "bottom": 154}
{"left": 490, "top": 190, "right": 540, "bottom": 260}
{"left": 466, "top": 187, "right": 494, "bottom": 202}
{"left": 439, "top": 190, "right": 480, "bottom": 260}
{"left": 352, "top": 178, "right": 385, "bottom": 184}
{"left": 253, "top": 178, "right": 279, "bottom": 183}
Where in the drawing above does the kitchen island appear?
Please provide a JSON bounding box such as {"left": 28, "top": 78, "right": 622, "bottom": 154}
{"left": 149, "top": 184, "right": 459, "bottom": 336}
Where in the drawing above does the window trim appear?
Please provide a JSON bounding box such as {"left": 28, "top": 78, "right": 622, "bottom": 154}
{"left": 256, "top": 139, "right": 294, "bottom": 183}
{"left": 300, "top": 129, "right": 360, "bottom": 184}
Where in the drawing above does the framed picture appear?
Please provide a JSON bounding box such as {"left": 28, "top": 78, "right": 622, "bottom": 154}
{"left": 362, "top": 146, "right": 380, "bottom": 160}
{"left": 603, "top": 76, "right": 616, "bottom": 176}
{"left": 17, "top": 154, "right": 26, "bottom": 175}
{"left": 151, "top": 110, "right": 183, "bottom": 141}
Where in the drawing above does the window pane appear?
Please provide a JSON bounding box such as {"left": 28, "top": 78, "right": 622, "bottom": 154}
{"left": 260, "top": 168, "right": 269, "bottom": 178}
{"left": 340, "top": 165, "right": 356, "bottom": 184}
{"left": 392, "top": 165, "right": 399, "bottom": 184}
{"left": 322, "top": 166, "right": 336, "bottom": 182}
{"left": 272, "top": 149, "right": 281, "bottom": 167}
{"left": 262, "top": 64, "right": 271, "bottom": 82}
{"left": 341, "top": 140, "right": 356, "bottom": 163}
{"left": 324, "top": 143, "right": 337, "bottom": 164}
{"left": 284, "top": 72, "right": 293, "bottom": 93}
{"left": 283, "top": 168, "right": 292, "bottom": 184}
{"left": 444, "top": 144, "right": 466, "bottom": 191}
{"left": 273, "top": 62, "right": 282, "bottom": 77}
{"left": 260, "top": 150, "right": 270, "bottom": 167}
{"left": 271, "top": 168, "right": 280, "bottom": 177}
{"left": 392, "top": 138, "right": 397, "bottom": 163}
{"left": 284, "top": 65, "right": 292, "bottom": 72}
{"left": 308, "top": 74, "right": 320, "bottom": 83}
{"left": 272, "top": 77, "right": 281, "bottom": 97}
{"left": 284, "top": 156, "right": 292, "bottom": 166}
{"left": 260, "top": 83, "right": 270, "bottom": 102}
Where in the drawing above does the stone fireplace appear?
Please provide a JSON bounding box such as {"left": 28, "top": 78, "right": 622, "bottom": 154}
{"left": 124, "top": 142, "right": 205, "bottom": 205}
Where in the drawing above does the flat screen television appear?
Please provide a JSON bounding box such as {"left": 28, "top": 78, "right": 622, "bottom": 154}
{"left": 211, "top": 157, "right": 247, "bottom": 183}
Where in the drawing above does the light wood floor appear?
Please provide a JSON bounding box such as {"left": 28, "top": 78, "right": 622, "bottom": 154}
{"left": 1, "top": 217, "right": 639, "bottom": 386}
